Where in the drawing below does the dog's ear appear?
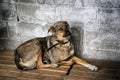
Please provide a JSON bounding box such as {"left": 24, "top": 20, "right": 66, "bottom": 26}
{"left": 48, "top": 26, "right": 56, "bottom": 34}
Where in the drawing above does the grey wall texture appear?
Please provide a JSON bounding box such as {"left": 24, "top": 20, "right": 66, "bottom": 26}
{"left": 0, "top": 0, "right": 120, "bottom": 61}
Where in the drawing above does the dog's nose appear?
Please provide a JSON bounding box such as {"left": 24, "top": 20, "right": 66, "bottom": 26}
{"left": 63, "top": 31, "right": 71, "bottom": 37}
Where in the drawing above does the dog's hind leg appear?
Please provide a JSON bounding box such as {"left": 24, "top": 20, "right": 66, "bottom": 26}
{"left": 37, "top": 51, "right": 58, "bottom": 69}
{"left": 71, "top": 56, "right": 98, "bottom": 71}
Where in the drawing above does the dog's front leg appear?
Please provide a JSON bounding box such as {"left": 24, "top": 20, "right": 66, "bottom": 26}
{"left": 59, "top": 59, "right": 74, "bottom": 66}
{"left": 37, "top": 51, "right": 58, "bottom": 69}
{"left": 71, "top": 56, "right": 98, "bottom": 71}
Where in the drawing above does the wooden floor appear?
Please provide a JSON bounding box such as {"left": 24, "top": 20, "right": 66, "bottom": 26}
{"left": 0, "top": 50, "right": 120, "bottom": 80}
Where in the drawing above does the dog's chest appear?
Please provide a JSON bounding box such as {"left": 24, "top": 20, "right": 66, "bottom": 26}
{"left": 48, "top": 43, "right": 73, "bottom": 63}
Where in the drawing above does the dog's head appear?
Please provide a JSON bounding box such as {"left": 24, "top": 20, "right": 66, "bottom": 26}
{"left": 48, "top": 21, "right": 71, "bottom": 41}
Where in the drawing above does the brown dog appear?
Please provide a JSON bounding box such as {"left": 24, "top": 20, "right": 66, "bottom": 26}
{"left": 15, "top": 21, "right": 98, "bottom": 71}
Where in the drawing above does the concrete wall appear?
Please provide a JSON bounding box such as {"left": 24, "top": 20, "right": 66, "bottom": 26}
{"left": 0, "top": 0, "right": 120, "bottom": 61}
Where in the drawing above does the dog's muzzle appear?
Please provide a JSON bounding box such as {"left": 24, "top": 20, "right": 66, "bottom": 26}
{"left": 63, "top": 31, "right": 71, "bottom": 37}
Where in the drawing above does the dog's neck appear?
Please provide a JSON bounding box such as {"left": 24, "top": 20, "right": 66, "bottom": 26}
{"left": 47, "top": 35, "right": 70, "bottom": 51}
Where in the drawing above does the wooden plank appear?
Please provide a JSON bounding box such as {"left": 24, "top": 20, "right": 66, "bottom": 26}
{"left": 0, "top": 50, "right": 14, "bottom": 56}
{"left": 64, "top": 75, "right": 117, "bottom": 80}
{"left": 0, "top": 56, "right": 14, "bottom": 61}
{"left": 0, "top": 70, "right": 63, "bottom": 80}
{"left": 67, "top": 65, "right": 119, "bottom": 80}
{"left": 0, "top": 64, "right": 67, "bottom": 77}
{"left": 64, "top": 76, "right": 96, "bottom": 80}
{"left": 0, "top": 60, "right": 15, "bottom": 65}
{"left": 71, "top": 65, "right": 119, "bottom": 75}
{"left": 99, "top": 68, "right": 119, "bottom": 74}
{"left": 69, "top": 71, "right": 98, "bottom": 78}
{"left": 0, "top": 64, "right": 20, "bottom": 71}
{"left": 86, "top": 59, "right": 120, "bottom": 69}
{"left": 17, "top": 77, "right": 39, "bottom": 80}
{"left": 0, "top": 76, "right": 17, "bottom": 80}
{"left": 0, "top": 70, "right": 39, "bottom": 79}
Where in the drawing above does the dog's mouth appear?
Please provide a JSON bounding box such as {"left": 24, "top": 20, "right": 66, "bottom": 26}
{"left": 63, "top": 31, "right": 71, "bottom": 37}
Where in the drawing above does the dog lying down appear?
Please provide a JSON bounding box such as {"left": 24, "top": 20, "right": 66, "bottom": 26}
{"left": 15, "top": 21, "right": 98, "bottom": 72}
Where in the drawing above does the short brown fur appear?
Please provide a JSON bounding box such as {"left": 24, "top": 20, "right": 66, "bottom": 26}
{"left": 15, "top": 21, "right": 98, "bottom": 71}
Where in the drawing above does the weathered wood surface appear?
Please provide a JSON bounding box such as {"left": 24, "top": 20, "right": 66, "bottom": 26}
{"left": 0, "top": 50, "right": 120, "bottom": 80}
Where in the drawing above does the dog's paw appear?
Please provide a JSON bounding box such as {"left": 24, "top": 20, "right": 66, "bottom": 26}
{"left": 85, "top": 64, "right": 98, "bottom": 71}
{"left": 52, "top": 64, "right": 59, "bottom": 68}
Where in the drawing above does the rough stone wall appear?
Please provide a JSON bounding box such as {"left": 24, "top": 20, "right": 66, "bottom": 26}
{"left": 0, "top": 0, "right": 120, "bottom": 61}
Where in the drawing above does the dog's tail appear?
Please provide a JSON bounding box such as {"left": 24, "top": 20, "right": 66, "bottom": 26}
{"left": 14, "top": 49, "right": 23, "bottom": 70}
{"left": 14, "top": 50, "right": 35, "bottom": 70}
